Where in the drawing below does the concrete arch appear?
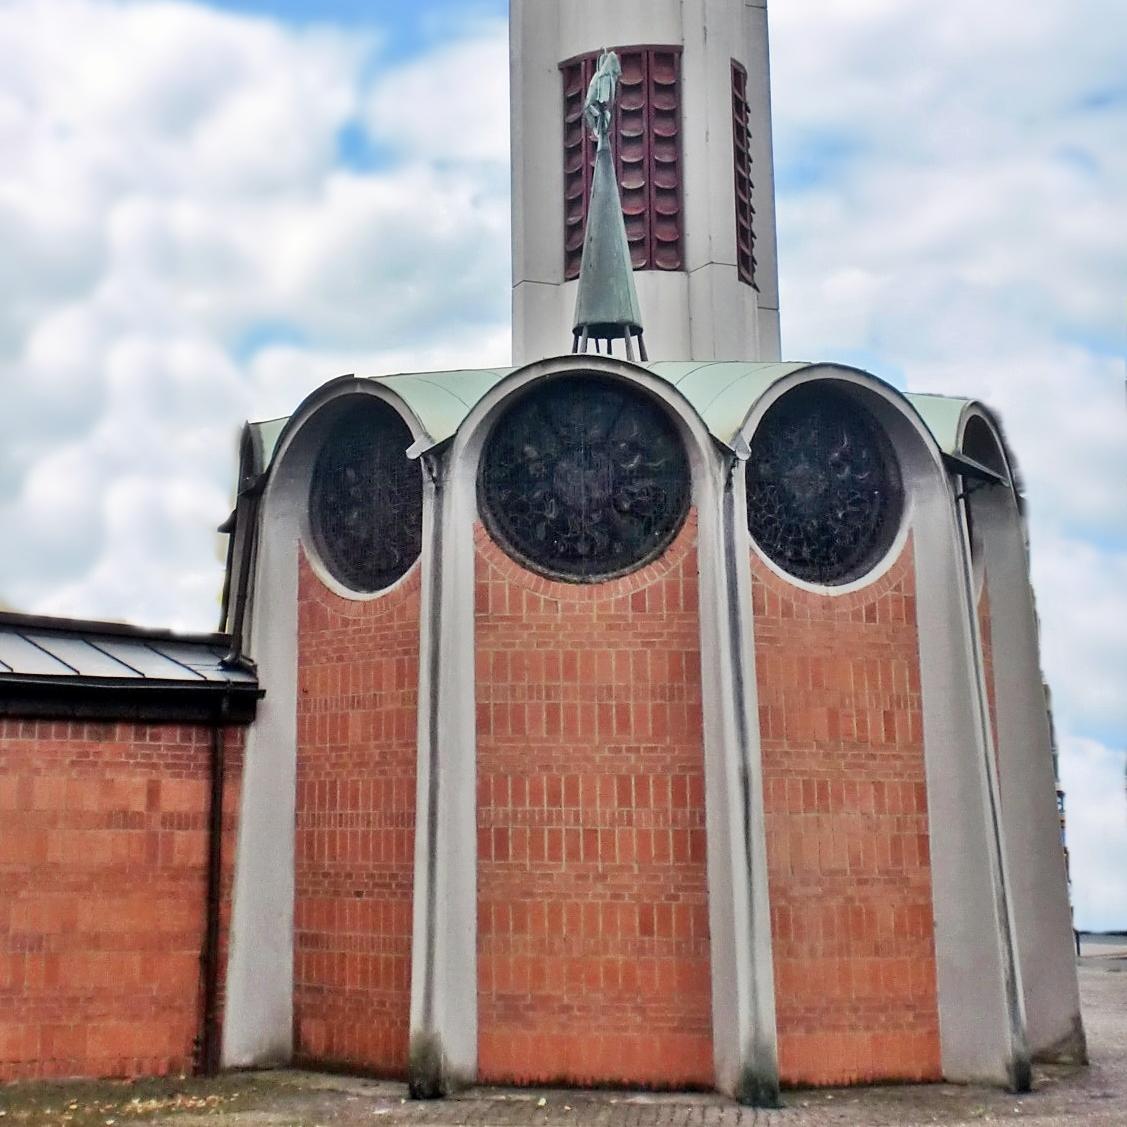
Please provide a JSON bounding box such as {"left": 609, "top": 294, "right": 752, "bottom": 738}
{"left": 408, "top": 354, "right": 781, "bottom": 1102}
{"left": 222, "top": 379, "right": 431, "bottom": 1069}
{"left": 957, "top": 406, "right": 1086, "bottom": 1064}
{"left": 733, "top": 366, "right": 1031, "bottom": 1089}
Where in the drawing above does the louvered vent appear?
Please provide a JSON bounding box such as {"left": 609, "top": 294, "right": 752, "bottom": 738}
{"left": 732, "top": 61, "right": 758, "bottom": 289}
{"left": 561, "top": 47, "right": 684, "bottom": 281}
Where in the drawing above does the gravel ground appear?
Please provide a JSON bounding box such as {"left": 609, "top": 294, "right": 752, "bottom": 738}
{"left": 2, "top": 953, "right": 1124, "bottom": 1126}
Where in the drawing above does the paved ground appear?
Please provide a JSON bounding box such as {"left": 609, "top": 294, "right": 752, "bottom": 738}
{"left": 3, "top": 949, "right": 1125, "bottom": 1126}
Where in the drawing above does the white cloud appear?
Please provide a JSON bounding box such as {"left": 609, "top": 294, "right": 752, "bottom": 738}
{"left": 1059, "top": 734, "right": 1127, "bottom": 934}
{"left": 364, "top": 25, "right": 510, "bottom": 164}
{"left": 0, "top": 0, "right": 511, "bottom": 628}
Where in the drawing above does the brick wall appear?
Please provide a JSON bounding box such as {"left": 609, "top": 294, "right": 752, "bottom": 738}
{"left": 293, "top": 552, "right": 419, "bottom": 1076}
{"left": 753, "top": 541, "right": 942, "bottom": 1087}
{"left": 0, "top": 719, "right": 243, "bottom": 1082}
{"left": 474, "top": 516, "right": 713, "bottom": 1089}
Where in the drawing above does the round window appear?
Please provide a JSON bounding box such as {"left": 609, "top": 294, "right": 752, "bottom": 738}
{"left": 746, "top": 386, "right": 903, "bottom": 586}
{"left": 478, "top": 376, "right": 691, "bottom": 582}
{"left": 309, "top": 400, "right": 422, "bottom": 593}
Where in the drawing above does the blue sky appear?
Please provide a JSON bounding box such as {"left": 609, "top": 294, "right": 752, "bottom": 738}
{"left": 203, "top": 0, "right": 507, "bottom": 54}
{"left": 0, "top": 0, "right": 1123, "bottom": 930}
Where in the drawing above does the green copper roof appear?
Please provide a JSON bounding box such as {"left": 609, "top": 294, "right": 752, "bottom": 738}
{"left": 247, "top": 416, "right": 288, "bottom": 476}
{"left": 904, "top": 393, "right": 975, "bottom": 456}
{"left": 374, "top": 367, "right": 517, "bottom": 445}
{"left": 645, "top": 361, "right": 812, "bottom": 442}
{"left": 245, "top": 362, "right": 980, "bottom": 477}
{"left": 247, "top": 367, "right": 517, "bottom": 472}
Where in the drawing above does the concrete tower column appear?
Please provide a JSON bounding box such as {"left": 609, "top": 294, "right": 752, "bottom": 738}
{"left": 510, "top": 0, "right": 782, "bottom": 365}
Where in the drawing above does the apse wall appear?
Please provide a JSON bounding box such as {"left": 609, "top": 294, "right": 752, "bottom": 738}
{"left": 223, "top": 360, "right": 1052, "bottom": 1099}
{"left": 292, "top": 552, "right": 419, "bottom": 1075}
{"left": 752, "top": 544, "right": 942, "bottom": 1085}
{"left": 736, "top": 369, "right": 1031, "bottom": 1090}
{"left": 473, "top": 516, "right": 714, "bottom": 1088}
{"left": 223, "top": 383, "right": 427, "bottom": 1073}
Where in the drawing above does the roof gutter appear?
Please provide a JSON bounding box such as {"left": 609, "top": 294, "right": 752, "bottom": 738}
{"left": 0, "top": 676, "right": 261, "bottom": 724}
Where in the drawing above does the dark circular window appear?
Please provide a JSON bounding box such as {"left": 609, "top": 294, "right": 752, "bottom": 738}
{"left": 309, "top": 400, "right": 422, "bottom": 593}
{"left": 478, "top": 376, "right": 691, "bottom": 582}
{"left": 746, "top": 386, "right": 902, "bottom": 586}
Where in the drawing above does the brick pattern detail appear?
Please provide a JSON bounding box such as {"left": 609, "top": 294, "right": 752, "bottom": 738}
{"left": 293, "top": 551, "right": 419, "bottom": 1077}
{"left": 0, "top": 719, "right": 244, "bottom": 1082}
{"left": 978, "top": 578, "right": 1000, "bottom": 766}
{"left": 753, "top": 541, "right": 942, "bottom": 1086}
{"left": 474, "top": 514, "right": 713, "bottom": 1089}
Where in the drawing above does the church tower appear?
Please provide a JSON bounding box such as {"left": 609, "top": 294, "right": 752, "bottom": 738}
{"left": 510, "top": 0, "right": 781, "bottom": 365}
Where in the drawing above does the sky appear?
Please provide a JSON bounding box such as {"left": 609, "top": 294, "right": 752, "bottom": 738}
{"left": 0, "top": 0, "right": 1124, "bottom": 929}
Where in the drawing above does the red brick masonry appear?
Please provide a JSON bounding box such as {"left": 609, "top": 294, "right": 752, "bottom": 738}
{"left": 753, "top": 540, "right": 942, "bottom": 1087}
{"left": 0, "top": 719, "right": 243, "bottom": 1081}
{"left": 474, "top": 515, "right": 713, "bottom": 1089}
{"left": 293, "top": 551, "right": 420, "bottom": 1077}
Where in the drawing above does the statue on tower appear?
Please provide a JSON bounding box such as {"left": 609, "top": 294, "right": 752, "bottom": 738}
{"left": 583, "top": 49, "right": 622, "bottom": 147}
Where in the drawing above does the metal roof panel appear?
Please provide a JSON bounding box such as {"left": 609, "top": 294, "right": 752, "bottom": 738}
{"left": 150, "top": 641, "right": 254, "bottom": 684}
{"left": 19, "top": 634, "right": 141, "bottom": 679}
{"left": 0, "top": 633, "right": 76, "bottom": 677}
{"left": 83, "top": 639, "right": 205, "bottom": 682}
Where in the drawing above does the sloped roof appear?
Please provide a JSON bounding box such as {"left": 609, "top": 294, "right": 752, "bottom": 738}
{"left": 246, "top": 362, "right": 830, "bottom": 471}
{"left": 905, "top": 393, "right": 975, "bottom": 457}
{"left": 0, "top": 612, "right": 260, "bottom": 723}
{"left": 244, "top": 361, "right": 982, "bottom": 479}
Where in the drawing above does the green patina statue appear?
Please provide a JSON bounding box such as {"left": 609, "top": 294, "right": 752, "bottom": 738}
{"left": 584, "top": 49, "right": 622, "bottom": 147}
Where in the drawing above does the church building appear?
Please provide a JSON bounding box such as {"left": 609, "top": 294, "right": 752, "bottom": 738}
{"left": 0, "top": 0, "right": 1083, "bottom": 1107}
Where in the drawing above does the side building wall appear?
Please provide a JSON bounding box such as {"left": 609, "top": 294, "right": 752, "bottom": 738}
{"left": 292, "top": 552, "right": 420, "bottom": 1076}
{"left": 0, "top": 719, "right": 243, "bottom": 1082}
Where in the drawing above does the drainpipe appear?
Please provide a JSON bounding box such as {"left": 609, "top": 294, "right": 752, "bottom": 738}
{"left": 198, "top": 692, "right": 232, "bottom": 1077}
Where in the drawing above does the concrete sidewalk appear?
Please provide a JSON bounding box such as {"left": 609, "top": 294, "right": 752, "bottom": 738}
{"left": 2, "top": 952, "right": 1125, "bottom": 1125}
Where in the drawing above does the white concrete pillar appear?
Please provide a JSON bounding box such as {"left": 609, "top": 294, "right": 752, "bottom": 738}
{"left": 965, "top": 444, "right": 1086, "bottom": 1063}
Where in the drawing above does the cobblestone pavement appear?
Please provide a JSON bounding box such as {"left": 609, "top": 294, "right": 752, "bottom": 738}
{"left": 2, "top": 955, "right": 1124, "bottom": 1125}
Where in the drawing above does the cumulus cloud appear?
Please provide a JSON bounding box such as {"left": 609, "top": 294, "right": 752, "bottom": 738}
{"left": 0, "top": 0, "right": 510, "bottom": 627}
{"left": 1059, "top": 734, "right": 1127, "bottom": 934}
{"left": 363, "top": 26, "right": 509, "bottom": 165}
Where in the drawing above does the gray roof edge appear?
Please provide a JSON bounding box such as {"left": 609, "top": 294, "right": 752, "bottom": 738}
{"left": 0, "top": 610, "right": 231, "bottom": 649}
